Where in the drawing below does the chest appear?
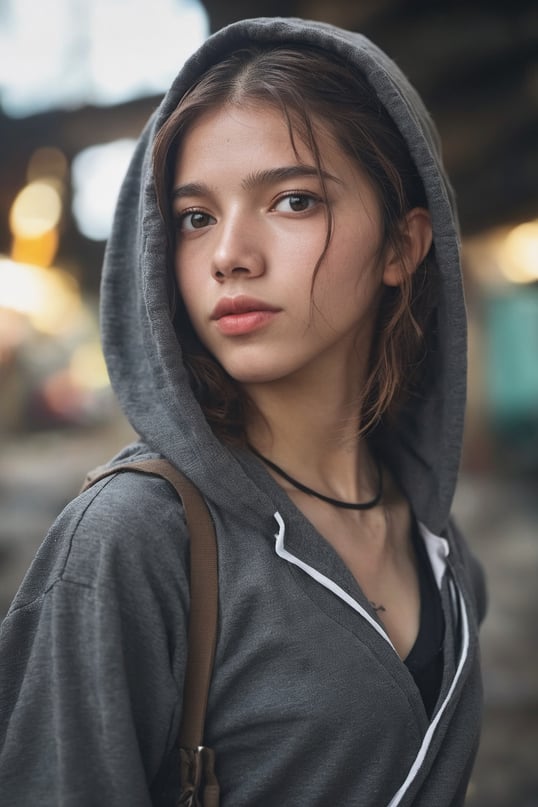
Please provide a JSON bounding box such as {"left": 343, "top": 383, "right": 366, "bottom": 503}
{"left": 286, "top": 493, "right": 421, "bottom": 658}
{"left": 197, "top": 511, "right": 461, "bottom": 807}
{"left": 207, "top": 505, "right": 451, "bottom": 725}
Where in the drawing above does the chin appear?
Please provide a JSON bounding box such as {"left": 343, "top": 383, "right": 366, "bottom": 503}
{"left": 227, "top": 369, "right": 280, "bottom": 386}
{"left": 223, "top": 359, "right": 290, "bottom": 386}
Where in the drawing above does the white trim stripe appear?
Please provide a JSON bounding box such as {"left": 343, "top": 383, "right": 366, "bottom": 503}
{"left": 272, "top": 512, "right": 395, "bottom": 649}
{"left": 418, "top": 522, "right": 450, "bottom": 589}
{"left": 387, "top": 584, "right": 470, "bottom": 806}
{"left": 272, "top": 511, "right": 471, "bottom": 807}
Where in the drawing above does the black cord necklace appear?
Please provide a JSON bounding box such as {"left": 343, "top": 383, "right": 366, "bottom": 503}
{"left": 250, "top": 447, "right": 383, "bottom": 510}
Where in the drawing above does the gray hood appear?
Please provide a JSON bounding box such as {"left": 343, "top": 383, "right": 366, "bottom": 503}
{"left": 101, "top": 16, "right": 466, "bottom": 535}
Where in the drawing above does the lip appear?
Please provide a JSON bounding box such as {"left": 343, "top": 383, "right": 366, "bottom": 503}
{"left": 210, "top": 296, "right": 281, "bottom": 336}
{"left": 211, "top": 295, "right": 280, "bottom": 320}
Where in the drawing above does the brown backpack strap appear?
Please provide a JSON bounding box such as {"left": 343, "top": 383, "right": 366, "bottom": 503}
{"left": 82, "top": 458, "right": 220, "bottom": 805}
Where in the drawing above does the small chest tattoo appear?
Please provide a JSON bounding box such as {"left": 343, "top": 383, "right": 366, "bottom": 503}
{"left": 369, "top": 601, "right": 386, "bottom": 613}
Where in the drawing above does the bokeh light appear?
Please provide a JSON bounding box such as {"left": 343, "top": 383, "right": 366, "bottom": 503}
{"left": 0, "top": 0, "right": 208, "bottom": 116}
{"left": 27, "top": 147, "right": 68, "bottom": 184}
{"left": 9, "top": 182, "right": 63, "bottom": 240}
{"left": 500, "top": 220, "right": 538, "bottom": 284}
{"left": 0, "top": 258, "right": 81, "bottom": 335}
{"left": 71, "top": 139, "right": 136, "bottom": 241}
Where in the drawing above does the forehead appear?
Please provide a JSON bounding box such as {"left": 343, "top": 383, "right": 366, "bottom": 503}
{"left": 173, "top": 102, "right": 341, "bottom": 177}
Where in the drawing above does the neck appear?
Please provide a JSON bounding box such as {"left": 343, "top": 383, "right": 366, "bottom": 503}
{"left": 244, "top": 362, "right": 375, "bottom": 503}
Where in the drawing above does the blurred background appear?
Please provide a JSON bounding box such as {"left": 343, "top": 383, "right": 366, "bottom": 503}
{"left": 0, "top": 1, "right": 537, "bottom": 804}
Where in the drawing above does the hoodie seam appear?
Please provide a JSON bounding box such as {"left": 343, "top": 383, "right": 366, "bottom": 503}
{"left": 5, "top": 478, "right": 117, "bottom": 616}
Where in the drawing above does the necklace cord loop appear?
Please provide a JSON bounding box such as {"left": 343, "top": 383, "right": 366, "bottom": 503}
{"left": 250, "top": 447, "right": 383, "bottom": 510}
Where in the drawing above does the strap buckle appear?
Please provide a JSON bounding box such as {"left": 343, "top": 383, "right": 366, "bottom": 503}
{"left": 179, "top": 746, "right": 219, "bottom": 807}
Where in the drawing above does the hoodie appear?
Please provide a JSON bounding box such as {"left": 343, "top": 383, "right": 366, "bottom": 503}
{"left": 0, "top": 17, "right": 486, "bottom": 807}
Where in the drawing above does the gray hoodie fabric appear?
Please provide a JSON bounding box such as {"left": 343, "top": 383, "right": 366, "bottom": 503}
{"left": 0, "top": 17, "right": 486, "bottom": 807}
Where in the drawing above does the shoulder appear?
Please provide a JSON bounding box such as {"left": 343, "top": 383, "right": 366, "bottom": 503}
{"left": 8, "top": 461, "right": 191, "bottom": 616}
{"left": 68, "top": 461, "right": 192, "bottom": 594}
{"left": 78, "top": 461, "right": 189, "bottom": 548}
{"left": 0, "top": 464, "right": 189, "bottom": 797}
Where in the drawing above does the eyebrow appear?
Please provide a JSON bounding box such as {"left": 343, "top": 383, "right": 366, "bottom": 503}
{"left": 242, "top": 165, "right": 343, "bottom": 191}
{"left": 171, "top": 164, "right": 342, "bottom": 200}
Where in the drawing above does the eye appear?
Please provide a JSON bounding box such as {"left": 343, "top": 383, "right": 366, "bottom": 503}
{"left": 176, "top": 209, "right": 216, "bottom": 232}
{"left": 273, "top": 192, "right": 320, "bottom": 214}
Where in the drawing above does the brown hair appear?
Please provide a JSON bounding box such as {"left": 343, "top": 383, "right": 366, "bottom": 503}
{"left": 153, "top": 45, "right": 437, "bottom": 442}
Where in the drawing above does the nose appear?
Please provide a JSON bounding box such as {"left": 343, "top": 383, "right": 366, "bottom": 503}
{"left": 211, "top": 213, "right": 265, "bottom": 281}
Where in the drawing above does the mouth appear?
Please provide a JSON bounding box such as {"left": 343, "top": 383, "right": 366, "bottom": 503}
{"left": 211, "top": 296, "right": 281, "bottom": 336}
{"left": 211, "top": 295, "right": 280, "bottom": 320}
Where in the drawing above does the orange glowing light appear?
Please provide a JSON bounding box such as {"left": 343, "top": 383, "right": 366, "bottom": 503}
{"left": 0, "top": 258, "right": 81, "bottom": 335}
{"left": 9, "top": 181, "right": 62, "bottom": 240}
{"left": 11, "top": 227, "right": 59, "bottom": 268}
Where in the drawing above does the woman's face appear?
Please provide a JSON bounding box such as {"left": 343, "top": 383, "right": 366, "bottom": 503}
{"left": 173, "top": 102, "right": 392, "bottom": 391}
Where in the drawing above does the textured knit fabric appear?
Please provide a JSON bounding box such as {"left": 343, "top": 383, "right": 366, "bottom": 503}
{"left": 0, "top": 17, "right": 486, "bottom": 807}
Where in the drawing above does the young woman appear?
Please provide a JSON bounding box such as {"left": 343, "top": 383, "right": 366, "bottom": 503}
{"left": 0, "top": 17, "right": 486, "bottom": 807}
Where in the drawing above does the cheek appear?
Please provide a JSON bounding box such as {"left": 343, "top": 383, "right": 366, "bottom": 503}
{"left": 312, "top": 238, "right": 383, "bottom": 319}
{"left": 333, "top": 218, "right": 383, "bottom": 284}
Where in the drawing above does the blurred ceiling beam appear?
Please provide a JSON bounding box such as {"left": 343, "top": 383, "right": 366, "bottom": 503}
{"left": 1, "top": 0, "right": 536, "bottom": 280}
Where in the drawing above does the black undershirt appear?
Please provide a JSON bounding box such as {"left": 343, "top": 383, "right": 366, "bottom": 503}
{"left": 403, "top": 521, "right": 445, "bottom": 718}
